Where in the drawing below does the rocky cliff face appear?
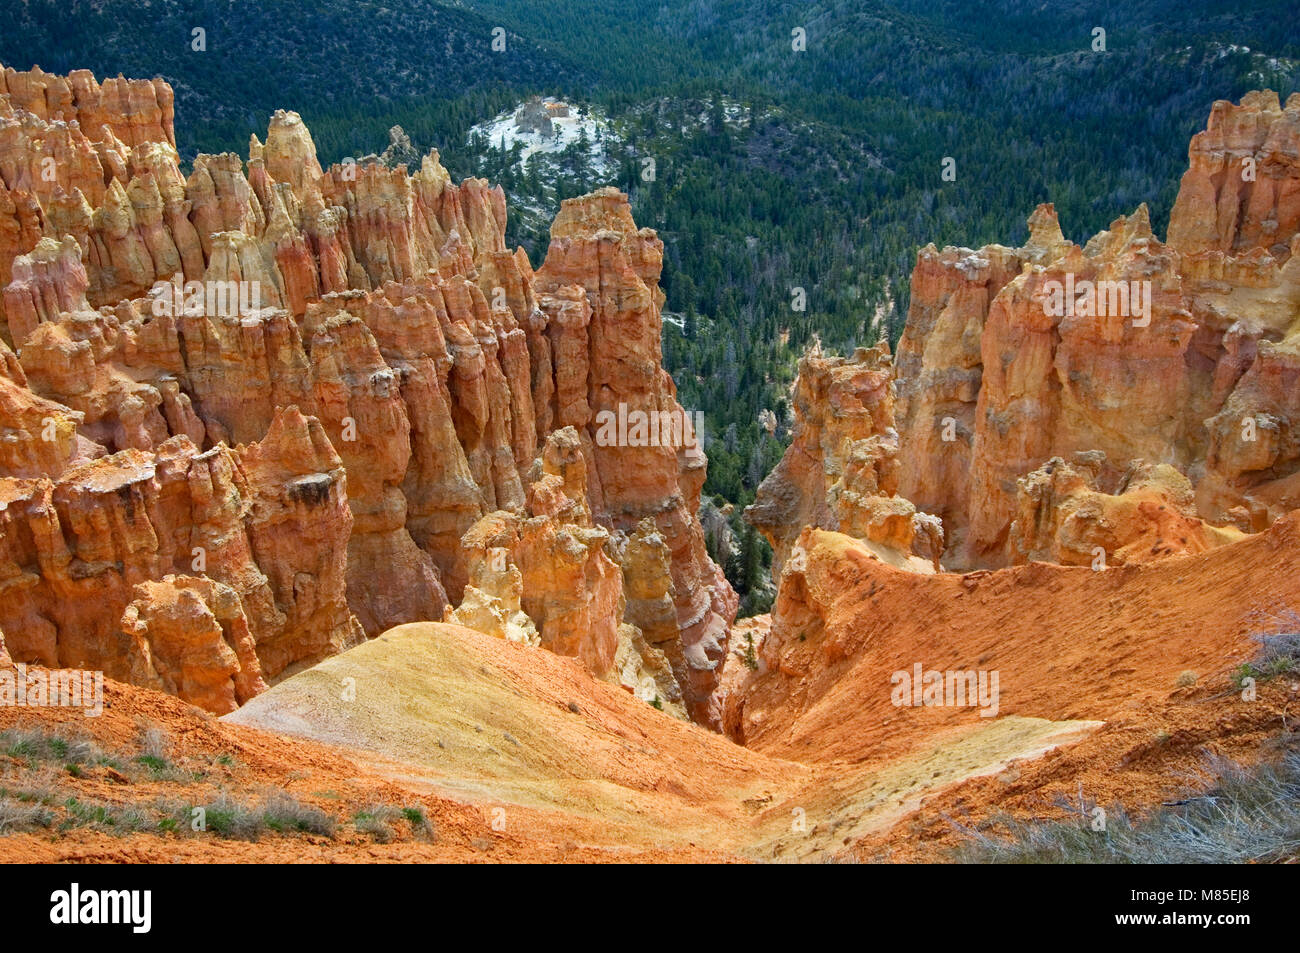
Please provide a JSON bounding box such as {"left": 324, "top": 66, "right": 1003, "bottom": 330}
{"left": 747, "top": 342, "right": 943, "bottom": 576}
{"left": 891, "top": 91, "right": 1300, "bottom": 567}
{"left": 737, "top": 92, "right": 1300, "bottom": 735}
{"left": 893, "top": 211, "right": 1061, "bottom": 549}
{"left": 0, "top": 412, "right": 359, "bottom": 712}
{"left": 452, "top": 427, "right": 691, "bottom": 719}
{"left": 1007, "top": 452, "right": 1244, "bottom": 566}
{"left": 531, "top": 188, "right": 737, "bottom": 721}
{"left": 0, "top": 64, "right": 734, "bottom": 719}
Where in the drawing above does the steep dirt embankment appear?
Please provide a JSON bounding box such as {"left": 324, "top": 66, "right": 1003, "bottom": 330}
{"left": 716, "top": 516, "right": 1300, "bottom": 859}
{"left": 0, "top": 624, "right": 803, "bottom": 862}
{"left": 0, "top": 668, "right": 741, "bottom": 862}
{"left": 230, "top": 527, "right": 1297, "bottom": 862}
{"left": 737, "top": 516, "right": 1300, "bottom": 764}
{"left": 220, "top": 621, "right": 1107, "bottom": 861}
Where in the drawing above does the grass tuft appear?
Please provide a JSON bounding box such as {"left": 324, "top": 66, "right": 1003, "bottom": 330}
{"left": 0, "top": 797, "right": 54, "bottom": 833}
{"left": 353, "top": 804, "right": 401, "bottom": 843}
{"left": 950, "top": 751, "right": 1300, "bottom": 864}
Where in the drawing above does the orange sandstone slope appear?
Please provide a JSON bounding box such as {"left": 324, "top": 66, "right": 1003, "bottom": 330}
{"left": 706, "top": 518, "right": 1298, "bottom": 861}
{"left": 735, "top": 518, "right": 1300, "bottom": 765}
{"left": 224, "top": 623, "right": 811, "bottom": 850}
{"left": 4, "top": 528, "right": 1291, "bottom": 864}
{"left": 0, "top": 624, "right": 806, "bottom": 863}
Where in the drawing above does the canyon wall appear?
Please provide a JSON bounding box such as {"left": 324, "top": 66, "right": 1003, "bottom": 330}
{"left": 0, "top": 409, "right": 360, "bottom": 713}
{"left": 735, "top": 92, "right": 1300, "bottom": 730}
{"left": 0, "top": 64, "right": 734, "bottom": 720}
{"left": 746, "top": 341, "right": 943, "bottom": 577}
{"left": 893, "top": 91, "right": 1300, "bottom": 568}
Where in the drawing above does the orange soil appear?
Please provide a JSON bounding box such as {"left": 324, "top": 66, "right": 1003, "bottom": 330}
{"left": 2, "top": 516, "right": 1297, "bottom": 862}
{"left": 740, "top": 515, "right": 1300, "bottom": 764}
{"left": 0, "top": 675, "right": 750, "bottom": 862}
{"left": 729, "top": 515, "right": 1300, "bottom": 858}
{"left": 851, "top": 678, "right": 1299, "bottom": 861}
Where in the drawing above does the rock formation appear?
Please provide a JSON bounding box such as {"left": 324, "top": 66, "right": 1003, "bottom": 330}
{"left": 0, "top": 414, "right": 359, "bottom": 706}
{"left": 733, "top": 91, "right": 1300, "bottom": 746}
{"left": 0, "top": 333, "right": 84, "bottom": 477}
{"left": 893, "top": 236, "right": 1040, "bottom": 546}
{"left": 453, "top": 427, "right": 690, "bottom": 719}
{"left": 1167, "top": 90, "right": 1300, "bottom": 260}
{"left": 527, "top": 188, "right": 738, "bottom": 721}
{"left": 232, "top": 407, "right": 363, "bottom": 676}
{"left": 0, "top": 64, "right": 733, "bottom": 721}
{"left": 121, "top": 574, "right": 268, "bottom": 714}
{"left": 747, "top": 342, "right": 944, "bottom": 577}
{"left": 1007, "top": 452, "right": 1243, "bottom": 566}
{"left": 457, "top": 427, "right": 622, "bottom": 676}
{"left": 891, "top": 91, "right": 1300, "bottom": 567}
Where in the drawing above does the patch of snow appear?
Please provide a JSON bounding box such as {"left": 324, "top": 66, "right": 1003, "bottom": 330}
{"left": 955, "top": 253, "right": 989, "bottom": 279}
{"left": 692, "top": 99, "right": 752, "bottom": 127}
{"left": 469, "top": 100, "right": 620, "bottom": 180}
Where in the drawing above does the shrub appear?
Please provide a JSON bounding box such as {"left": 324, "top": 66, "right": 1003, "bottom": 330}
{"left": 261, "top": 794, "right": 335, "bottom": 837}
{"left": 196, "top": 795, "right": 264, "bottom": 839}
{"left": 0, "top": 729, "right": 110, "bottom": 768}
{"left": 950, "top": 751, "right": 1300, "bottom": 864}
{"left": 353, "top": 804, "right": 401, "bottom": 843}
{"left": 402, "top": 806, "right": 436, "bottom": 841}
{"left": 59, "top": 796, "right": 153, "bottom": 834}
{"left": 1252, "top": 631, "right": 1300, "bottom": 679}
{"left": 140, "top": 727, "right": 171, "bottom": 763}
{"left": 0, "top": 796, "right": 54, "bottom": 833}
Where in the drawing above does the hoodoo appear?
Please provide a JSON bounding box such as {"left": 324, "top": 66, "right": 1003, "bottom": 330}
{"left": 0, "top": 64, "right": 734, "bottom": 721}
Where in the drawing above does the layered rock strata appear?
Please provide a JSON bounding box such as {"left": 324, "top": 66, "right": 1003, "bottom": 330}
{"left": 893, "top": 91, "right": 1300, "bottom": 566}
{"left": 454, "top": 428, "right": 690, "bottom": 720}
{"left": 746, "top": 342, "right": 944, "bottom": 577}
{"left": 1007, "top": 452, "right": 1244, "bottom": 566}
{"left": 0, "top": 409, "right": 359, "bottom": 710}
{"left": 0, "top": 65, "right": 734, "bottom": 720}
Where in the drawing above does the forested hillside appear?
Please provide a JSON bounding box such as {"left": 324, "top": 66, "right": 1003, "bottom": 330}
{"left": 0, "top": 0, "right": 587, "bottom": 160}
